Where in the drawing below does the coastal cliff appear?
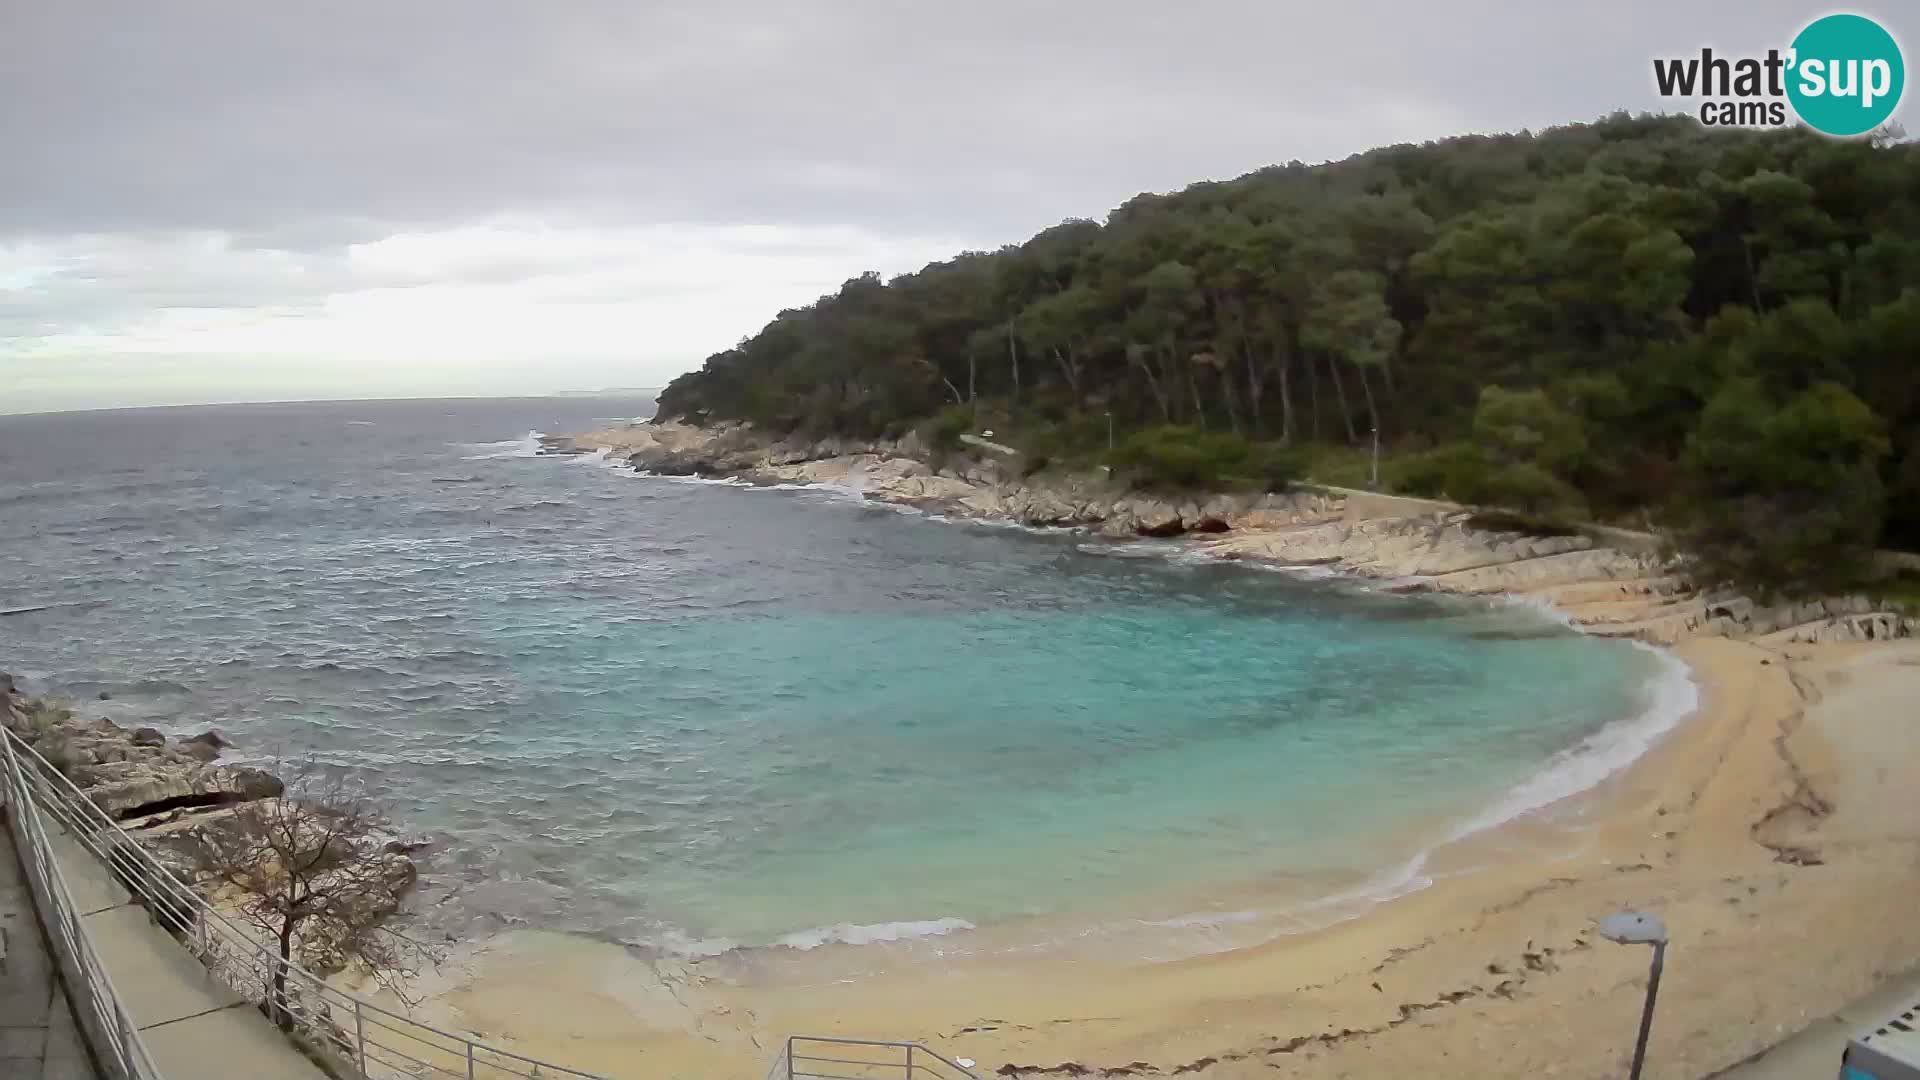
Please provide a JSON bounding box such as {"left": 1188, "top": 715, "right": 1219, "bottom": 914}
{"left": 551, "top": 420, "right": 1918, "bottom": 648}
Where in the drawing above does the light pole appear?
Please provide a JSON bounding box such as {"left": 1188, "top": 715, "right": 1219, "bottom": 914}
{"left": 1369, "top": 425, "right": 1380, "bottom": 490}
{"left": 1104, "top": 410, "right": 1115, "bottom": 452}
{"left": 1599, "top": 911, "right": 1668, "bottom": 1080}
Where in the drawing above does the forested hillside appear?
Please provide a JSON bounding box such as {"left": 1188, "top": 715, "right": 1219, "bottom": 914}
{"left": 656, "top": 114, "right": 1920, "bottom": 596}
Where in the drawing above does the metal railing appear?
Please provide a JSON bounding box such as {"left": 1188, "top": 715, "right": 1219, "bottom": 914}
{"left": 1, "top": 722, "right": 165, "bottom": 1080}
{"left": 0, "top": 724, "right": 612, "bottom": 1080}
{"left": 767, "top": 1037, "right": 979, "bottom": 1080}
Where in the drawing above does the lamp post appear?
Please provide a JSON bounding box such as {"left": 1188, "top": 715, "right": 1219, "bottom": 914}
{"left": 1104, "top": 410, "right": 1115, "bottom": 452}
{"left": 1369, "top": 425, "right": 1380, "bottom": 490}
{"left": 1598, "top": 911, "right": 1668, "bottom": 1080}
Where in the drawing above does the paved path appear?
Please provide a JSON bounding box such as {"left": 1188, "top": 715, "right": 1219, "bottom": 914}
{"left": 1710, "top": 967, "right": 1920, "bottom": 1079}
{"left": 49, "top": 828, "right": 328, "bottom": 1080}
{"left": 1, "top": 824, "right": 96, "bottom": 1080}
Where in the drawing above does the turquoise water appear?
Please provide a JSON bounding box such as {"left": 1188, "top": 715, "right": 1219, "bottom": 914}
{"left": 0, "top": 400, "right": 1685, "bottom": 957}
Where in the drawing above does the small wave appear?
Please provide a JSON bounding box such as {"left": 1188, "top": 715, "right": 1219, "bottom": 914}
{"left": 631, "top": 472, "right": 754, "bottom": 487}
{"left": 1267, "top": 563, "right": 1344, "bottom": 580}
{"left": 940, "top": 514, "right": 1080, "bottom": 535}
{"left": 1447, "top": 643, "right": 1698, "bottom": 841}
{"left": 1497, "top": 591, "right": 1579, "bottom": 631}
{"left": 565, "top": 447, "right": 612, "bottom": 466}
{"left": 1146, "top": 909, "right": 1264, "bottom": 930}
{"left": 774, "top": 917, "right": 976, "bottom": 950}
{"left": 1075, "top": 540, "right": 1187, "bottom": 559}
{"left": 346, "top": 420, "right": 376, "bottom": 427}
{"left": 1296, "top": 852, "right": 1435, "bottom": 916}
{"left": 460, "top": 432, "right": 544, "bottom": 460}
{"left": 615, "top": 928, "right": 741, "bottom": 959}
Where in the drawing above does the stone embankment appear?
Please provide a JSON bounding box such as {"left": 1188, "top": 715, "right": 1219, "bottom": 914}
{"left": 552, "top": 421, "right": 1917, "bottom": 648}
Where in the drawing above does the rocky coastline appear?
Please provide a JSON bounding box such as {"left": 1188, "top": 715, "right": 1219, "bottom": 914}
{"left": 549, "top": 420, "right": 1918, "bottom": 648}
{"left": 1, "top": 671, "right": 420, "bottom": 974}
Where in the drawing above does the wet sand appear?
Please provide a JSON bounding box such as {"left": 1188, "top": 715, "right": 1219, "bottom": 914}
{"left": 365, "top": 636, "right": 1920, "bottom": 1080}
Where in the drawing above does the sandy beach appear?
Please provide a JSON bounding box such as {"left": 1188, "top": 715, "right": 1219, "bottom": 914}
{"left": 364, "top": 626, "right": 1920, "bottom": 1080}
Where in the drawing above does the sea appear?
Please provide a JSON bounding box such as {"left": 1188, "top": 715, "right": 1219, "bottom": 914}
{"left": 0, "top": 397, "right": 1692, "bottom": 962}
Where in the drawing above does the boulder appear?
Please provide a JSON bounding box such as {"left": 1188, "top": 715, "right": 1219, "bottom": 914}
{"left": 1124, "top": 499, "right": 1185, "bottom": 537}
{"left": 177, "top": 730, "right": 231, "bottom": 762}
{"left": 130, "top": 726, "right": 166, "bottom": 747}
{"left": 83, "top": 762, "right": 285, "bottom": 819}
{"left": 178, "top": 740, "right": 221, "bottom": 763}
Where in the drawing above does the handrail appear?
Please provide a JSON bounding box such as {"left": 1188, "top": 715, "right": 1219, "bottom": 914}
{"left": 1, "top": 724, "right": 613, "bottom": 1080}
{"left": 1, "top": 724, "right": 166, "bottom": 1079}
{"left": 768, "top": 1036, "right": 979, "bottom": 1080}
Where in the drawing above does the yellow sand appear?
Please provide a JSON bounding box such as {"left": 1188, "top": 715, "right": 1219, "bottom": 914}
{"left": 373, "top": 637, "right": 1920, "bottom": 1080}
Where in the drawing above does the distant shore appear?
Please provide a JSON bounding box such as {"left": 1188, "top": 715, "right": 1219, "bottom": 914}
{"left": 549, "top": 419, "right": 1912, "bottom": 648}
{"left": 324, "top": 421, "right": 1920, "bottom": 1080}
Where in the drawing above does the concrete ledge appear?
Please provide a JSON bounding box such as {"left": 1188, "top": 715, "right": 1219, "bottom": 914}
{"left": 141, "top": 1003, "right": 328, "bottom": 1080}
{"left": 77, "top": 905, "right": 244, "bottom": 1029}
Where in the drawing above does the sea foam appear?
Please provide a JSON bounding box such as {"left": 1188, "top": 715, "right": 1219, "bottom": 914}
{"left": 460, "top": 431, "right": 544, "bottom": 459}
{"left": 774, "top": 917, "right": 976, "bottom": 950}
{"left": 1446, "top": 641, "right": 1698, "bottom": 841}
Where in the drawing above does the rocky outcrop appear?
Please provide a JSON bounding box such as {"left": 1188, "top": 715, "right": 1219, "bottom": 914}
{"left": 1, "top": 703, "right": 286, "bottom": 819}
{"left": 2, "top": 676, "right": 422, "bottom": 976}
{"left": 565, "top": 419, "right": 1917, "bottom": 648}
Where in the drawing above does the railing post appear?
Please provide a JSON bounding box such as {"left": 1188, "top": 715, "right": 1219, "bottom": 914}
{"left": 355, "top": 999, "right": 368, "bottom": 1076}
{"left": 906, "top": 1043, "right": 915, "bottom": 1080}
{"left": 468, "top": 1040, "right": 477, "bottom": 1080}
{"left": 786, "top": 1037, "right": 795, "bottom": 1080}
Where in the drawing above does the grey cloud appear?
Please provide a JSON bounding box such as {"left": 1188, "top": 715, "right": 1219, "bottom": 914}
{"left": 5, "top": 0, "right": 1882, "bottom": 247}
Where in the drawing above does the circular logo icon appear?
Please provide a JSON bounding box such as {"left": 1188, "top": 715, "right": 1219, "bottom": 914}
{"left": 1786, "top": 14, "right": 1905, "bottom": 136}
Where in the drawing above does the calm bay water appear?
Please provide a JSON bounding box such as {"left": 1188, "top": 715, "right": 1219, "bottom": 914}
{"left": 0, "top": 399, "right": 1684, "bottom": 956}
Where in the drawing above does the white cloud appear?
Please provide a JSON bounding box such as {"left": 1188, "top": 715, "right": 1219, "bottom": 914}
{"left": 0, "top": 221, "right": 976, "bottom": 414}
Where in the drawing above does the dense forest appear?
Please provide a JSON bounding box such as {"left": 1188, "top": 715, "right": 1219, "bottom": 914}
{"left": 656, "top": 114, "right": 1920, "bottom": 597}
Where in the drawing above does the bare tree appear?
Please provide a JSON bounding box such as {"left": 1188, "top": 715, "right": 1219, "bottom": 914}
{"left": 186, "top": 761, "right": 424, "bottom": 1029}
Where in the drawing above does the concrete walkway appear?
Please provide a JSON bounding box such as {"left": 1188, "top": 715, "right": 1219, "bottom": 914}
{"left": 1, "top": 825, "right": 96, "bottom": 1080}
{"left": 1710, "top": 968, "right": 1920, "bottom": 1079}
{"left": 49, "top": 828, "right": 328, "bottom": 1080}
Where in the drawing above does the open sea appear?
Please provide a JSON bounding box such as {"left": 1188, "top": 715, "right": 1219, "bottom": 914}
{"left": 0, "top": 398, "right": 1690, "bottom": 960}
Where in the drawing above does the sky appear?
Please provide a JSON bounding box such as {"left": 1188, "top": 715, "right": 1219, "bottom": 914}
{"left": 2, "top": 1, "right": 1910, "bottom": 415}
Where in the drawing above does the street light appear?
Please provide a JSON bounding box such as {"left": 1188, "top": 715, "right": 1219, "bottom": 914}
{"left": 1598, "top": 911, "right": 1668, "bottom": 1080}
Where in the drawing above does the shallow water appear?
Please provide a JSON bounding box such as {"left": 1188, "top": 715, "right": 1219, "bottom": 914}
{"left": 0, "top": 398, "right": 1684, "bottom": 957}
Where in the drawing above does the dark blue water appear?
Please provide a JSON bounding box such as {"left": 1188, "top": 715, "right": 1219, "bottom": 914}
{"left": 0, "top": 399, "right": 1682, "bottom": 956}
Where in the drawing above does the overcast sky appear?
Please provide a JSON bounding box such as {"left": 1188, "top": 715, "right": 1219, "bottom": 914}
{"left": 2, "top": 1, "right": 1908, "bottom": 414}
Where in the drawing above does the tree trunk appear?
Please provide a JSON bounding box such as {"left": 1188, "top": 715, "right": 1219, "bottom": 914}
{"left": 967, "top": 350, "right": 977, "bottom": 403}
{"left": 1307, "top": 351, "right": 1321, "bottom": 442}
{"left": 1158, "top": 342, "right": 1183, "bottom": 424}
{"left": 1357, "top": 363, "right": 1381, "bottom": 446}
{"left": 1188, "top": 364, "right": 1209, "bottom": 431}
{"left": 1275, "top": 342, "right": 1294, "bottom": 446}
{"left": 1132, "top": 350, "right": 1172, "bottom": 422}
{"left": 1328, "top": 355, "right": 1359, "bottom": 444}
{"left": 272, "top": 921, "right": 296, "bottom": 1030}
{"left": 1219, "top": 364, "right": 1243, "bottom": 435}
{"left": 1006, "top": 318, "right": 1021, "bottom": 402}
{"left": 1053, "top": 346, "right": 1082, "bottom": 407}
{"left": 1243, "top": 356, "right": 1263, "bottom": 436}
